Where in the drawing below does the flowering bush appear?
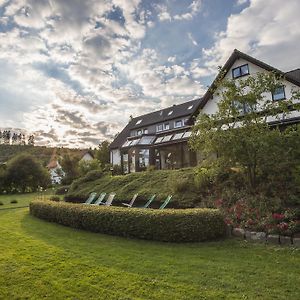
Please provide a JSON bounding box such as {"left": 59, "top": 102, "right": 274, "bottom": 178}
{"left": 215, "top": 199, "right": 300, "bottom": 236}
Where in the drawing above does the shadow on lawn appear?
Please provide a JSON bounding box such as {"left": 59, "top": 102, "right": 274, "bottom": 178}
{"left": 20, "top": 210, "right": 230, "bottom": 255}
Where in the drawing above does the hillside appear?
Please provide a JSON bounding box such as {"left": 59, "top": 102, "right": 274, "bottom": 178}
{"left": 65, "top": 168, "right": 205, "bottom": 208}
{"left": 0, "top": 144, "right": 86, "bottom": 166}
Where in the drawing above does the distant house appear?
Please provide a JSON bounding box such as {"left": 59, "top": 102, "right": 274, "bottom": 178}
{"left": 110, "top": 49, "right": 300, "bottom": 174}
{"left": 80, "top": 151, "right": 94, "bottom": 162}
{"left": 47, "top": 150, "right": 65, "bottom": 184}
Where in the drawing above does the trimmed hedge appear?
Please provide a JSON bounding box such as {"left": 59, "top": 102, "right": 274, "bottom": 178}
{"left": 30, "top": 200, "right": 226, "bottom": 242}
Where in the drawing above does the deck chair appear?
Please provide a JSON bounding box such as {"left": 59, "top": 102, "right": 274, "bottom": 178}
{"left": 84, "top": 192, "right": 97, "bottom": 204}
{"left": 142, "top": 194, "right": 156, "bottom": 208}
{"left": 91, "top": 192, "right": 106, "bottom": 205}
{"left": 100, "top": 193, "right": 116, "bottom": 206}
{"left": 122, "top": 194, "right": 138, "bottom": 208}
{"left": 159, "top": 195, "right": 172, "bottom": 209}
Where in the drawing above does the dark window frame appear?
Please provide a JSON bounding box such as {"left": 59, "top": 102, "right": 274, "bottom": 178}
{"left": 272, "top": 86, "right": 286, "bottom": 101}
{"left": 232, "top": 64, "right": 250, "bottom": 79}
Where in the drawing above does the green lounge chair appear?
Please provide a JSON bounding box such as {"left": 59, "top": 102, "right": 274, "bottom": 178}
{"left": 91, "top": 192, "right": 107, "bottom": 205}
{"left": 122, "top": 194, "right": 138, "bottom": 208}
{"left": 142, "top": 194, "right": 156, "bottom": 208}
{"left": 84, "top": 192, "right": 97, "bottom": 204}
{"left": 100, "top": 193, "right": 116, "bottom": 206}
{"left": 159, "top": 195, "right": 172, "bottom": 209}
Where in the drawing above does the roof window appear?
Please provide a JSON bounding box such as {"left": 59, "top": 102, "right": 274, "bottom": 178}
{"left": 135, "top": 119, "right": 142, "bottom": 125}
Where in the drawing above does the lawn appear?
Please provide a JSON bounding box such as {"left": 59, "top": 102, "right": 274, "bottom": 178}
{"left": 0, "top": 191, "right": 61, "bottom": 210}
{"left": 0, "top": 202, "right": 299, "bottom": 299}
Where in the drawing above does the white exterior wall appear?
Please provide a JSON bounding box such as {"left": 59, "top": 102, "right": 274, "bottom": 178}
{"left": 110, "top": 149, "right": 121, "bottom": 165}
{"left": 81, "top": 153, "right": 94, "bottom": 161}
{"left": 202, "top": 58, "right": 300, "bottom": 120}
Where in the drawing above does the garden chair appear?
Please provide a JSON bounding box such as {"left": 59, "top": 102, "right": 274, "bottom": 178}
{"left": 91, "top": 192, "right": 107, "bottom": 205}
{"left": 142, "top": 194, "right": 156, "bottom": 208}
{"left": 83, "top": 192, "right": 97, "bottom": 204}
{"left": 122, "top": 194, "right": 138, "bottom": 208}
{"left": 159, "top": 195, "right": 172, "bottom": 209}
{"left": 100, "top": 193, "right": 116, "bottom": 206}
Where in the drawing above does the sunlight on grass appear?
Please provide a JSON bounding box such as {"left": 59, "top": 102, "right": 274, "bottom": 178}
{"left": 0, "top": 207, "right": 299, "bottom": 299}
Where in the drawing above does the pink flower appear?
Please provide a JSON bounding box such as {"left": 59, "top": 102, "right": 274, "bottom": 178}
{"left": 272, "top": 213, "right": 284, "bottom": 220}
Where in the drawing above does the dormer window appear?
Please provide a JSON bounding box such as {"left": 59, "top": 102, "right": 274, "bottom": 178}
{"left": 135, "top": 119, "right": 142, "bottom": 125}
{"left": 272, "top": 86, "right": 286, "bottom": 101}
{"left": 168, "top": 111, "right": 173, "bottom": 116}
{"left": 232, "top": 64, "right": 249, "bottom": 79}
{"left": 174, "top": 120, "right": 183, "bottom": 128}
{"left": 156, "top": 124, "right": 163, "bottom": 132}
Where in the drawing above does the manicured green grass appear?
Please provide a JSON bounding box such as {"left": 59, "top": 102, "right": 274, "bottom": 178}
{"left": 0, "top": 205, "right": 299, "bottom": 299}
{"left": 0, "top": 191, "right": 61, "bottom": 210}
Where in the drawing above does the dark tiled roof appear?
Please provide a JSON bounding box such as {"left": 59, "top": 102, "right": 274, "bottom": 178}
{"left": 286, "top": 69, "right": 300, "bottom": 83}
{"left": 110, "top": 98, "right": 201, "bottom": 149}
{"left": 188, "top": 49, "right": 300, "bottom": 123}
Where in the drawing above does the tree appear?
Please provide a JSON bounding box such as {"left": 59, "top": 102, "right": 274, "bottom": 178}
{"left": 190, "top": 72, "right": 300, "bottom": 194}
{"left": 60, "top": 154, "right": 79, "bottom": 184}
{"left": 4, "top": 154, "right": 50, "bottom": 193}
{"left": 78, "top": 159, "right": 102, "bottom": 176}
{"left": 95, "top": 141, "right": 110, "bottom": 168}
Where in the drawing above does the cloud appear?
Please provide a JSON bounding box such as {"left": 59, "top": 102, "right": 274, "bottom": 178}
{"left": 202, "top": 0, "right": 300, "bottom": 71}
{"left": 174, "top": 0, "right": 202, "bottom": 21}
{"left": 188, "top": 32, "right": 198, "bottom": 46}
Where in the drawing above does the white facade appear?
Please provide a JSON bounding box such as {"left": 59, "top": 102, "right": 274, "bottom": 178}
{"left": 80, "top": 152, "right": 94, "bottom": 162}
{"left": 202, "top": 58, "right": 300, "bottom": 121}
{"left": 110, "top": 149, "right": 121, "bottom": 166}
{"left": 49, "top": 162, "right": 65, "bottom": 184}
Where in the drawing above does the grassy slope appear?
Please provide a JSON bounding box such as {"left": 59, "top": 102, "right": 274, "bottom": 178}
{"left": 0, "top": 144, "right": 83, "bottom": 166}
{"left": 67, "top": 168, "right": 202, "bottom": 208}
{"left": 0, "top": 205, "right": 299, "bottom": 299}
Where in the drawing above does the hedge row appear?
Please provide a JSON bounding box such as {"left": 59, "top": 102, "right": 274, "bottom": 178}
{"left": 30, "top": 200, "right": 226, "bottom": 242}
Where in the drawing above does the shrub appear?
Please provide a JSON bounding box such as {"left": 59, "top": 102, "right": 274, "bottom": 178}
{"left": 30, "top": 200, "right": 226, "bottom": 242}
{"left": 55, "top": 185, "right": 69, "bottom": 195}
{"left": 0, "top": 201, "right": 3, "bottom": 205}
{"left": 170, "top": 177, "right": 190, "bottom": 193}
{"left": 10, "top": 199, "right": 18, "bottom": 204}
{"left": 50, "top": 196, "right": 60, "bottom": 202}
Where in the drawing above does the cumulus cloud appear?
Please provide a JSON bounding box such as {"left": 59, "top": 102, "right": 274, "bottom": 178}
{"left": 202, "top": 0, "right": 300, "bottom": 71}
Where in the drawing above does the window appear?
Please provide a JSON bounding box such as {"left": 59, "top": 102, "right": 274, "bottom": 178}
{"left": 174, "top": 120, "right": 183, "bottom": 128}
{"left": 156, "top": 124, "right": 163, "bottom": 132}
{"left": 122, "top": 140, "right": 132, "bottom": 148}
{"left": 187, "top": 105, "right": 193, "bottom": 110}
{"left": 162, "top": 135, "right": 173, "bottom": 142}
{"left": 182, "top": 131, "right": 192, "bottom": 138}
{"left": 143, "top": 128, "right": 148, "bottom": 134}
{"left": 164, "top": 123, "right": 170, "bottom": 130}
{"left": 232, "top": 101, "right": 254, "bottom": 115}
{"left": 154, "top": 136, "right": 164, "bottom": 144}
{"left": 172, "top": 132, "right": 184, "bottom": 140}
{"left": 122, "top": 154, "right": 129, "bottom": 174}
{"left": 168, "top": 110, "right": 173, "bottom": 116}
{"left": 139, "top": 136, "right": 155, "bottom": 145}
{"left": 130, "top": 139, "right": 140, "bottom": 146}
{"left": 272, "top": 86, "right": 285, "bottom": 101}
{"left": 139, "top": 149, "right": 149, "bottom": 169}
{"left": 137, "top": 130, "right": 142, "bottom": 135}
{"left": 232, "top": 64, "right": 249, "bottom": 79}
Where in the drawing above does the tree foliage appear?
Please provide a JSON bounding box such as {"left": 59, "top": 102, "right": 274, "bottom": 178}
{"left": 95, "top": 141, "right": 110, "bottom": 168}
{"left": 190, "top": 72, "right": 300, "bottom": 196}
{"left": 2, "top": 154, "right": 50, "bottom": 193}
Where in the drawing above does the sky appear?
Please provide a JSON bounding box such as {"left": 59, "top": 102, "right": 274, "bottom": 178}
{"left": 0, "top": 0, "right": 299, "bottom": 148}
